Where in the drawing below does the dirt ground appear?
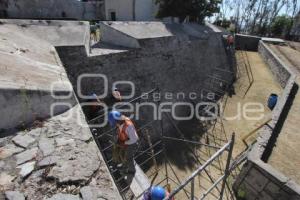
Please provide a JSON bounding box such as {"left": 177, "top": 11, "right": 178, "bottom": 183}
{"left": 222, "top": 51, "right": 282, "bottom": 158}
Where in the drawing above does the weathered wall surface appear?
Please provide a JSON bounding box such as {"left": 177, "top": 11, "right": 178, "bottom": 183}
{"left": 234, "top": 160, "right": 300, "bottom": 200}
{"left": 100, "top": 22, "right": 140, "bottom": 48}
{"left": 135, "top": 0, "right": 158, "bottom": 21}
{"left": 258, "top": 41, "right": 292, "bottom": 88}
{"left": 235, "top": 34, "right": 261, "bottom": 51}
{"left": 0, "top": 0, "right": 104, "bottom": 20}
{"left": 0, "top": 21, "right": 82, "bottom": 131}
{"left": 233, "top": 40, "right": 300, "bottom": 200}
{"left": 0, "top": 89, "right": 76, "bottom": 132}
{"left": 105, "top": 0, "right": 134, "bottom": 20}
{"left": 56, "top": 29, "right": 234, "bottom": 139}
{"left": 104, "top": 0, "right": 157, "bottom": 21}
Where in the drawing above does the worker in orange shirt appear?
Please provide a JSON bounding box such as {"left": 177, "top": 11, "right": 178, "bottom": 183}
{"left": 109, "top": 110, "right": 139, "bottom": 176}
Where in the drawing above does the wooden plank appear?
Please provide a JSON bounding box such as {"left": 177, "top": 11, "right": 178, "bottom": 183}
{"left": 130, "top": 163, "right": 150, "bottom": 199}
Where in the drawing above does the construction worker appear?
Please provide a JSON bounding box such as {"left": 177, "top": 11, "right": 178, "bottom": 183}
{"left": 108, "top": 110, "right": 139, "bottom": 175}
{"left": 227, "top": 34, "right": 234, "bottom": 50}
{"left": 86, "top": 88, "right": 122, "bottom": 121}
{"left": 143, "top": 186, "right": 173, "bottom": 200}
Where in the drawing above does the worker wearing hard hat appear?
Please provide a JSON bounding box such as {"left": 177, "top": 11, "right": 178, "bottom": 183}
{"left": 109, "top": 110, "right": 139, "bottom": 175}
{"left": 143, "top": 186, "right": 174, "bottom": 200}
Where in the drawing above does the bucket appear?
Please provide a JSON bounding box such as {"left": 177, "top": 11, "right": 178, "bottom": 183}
{"left": 268, "top": 94, "right": 278, "bottom": 110}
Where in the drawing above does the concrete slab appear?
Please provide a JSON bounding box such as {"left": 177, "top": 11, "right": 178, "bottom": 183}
{"left": 90, "top": 42, "right": 129, "bottom": 56}
{"left": 1, "top": 20, "right": 90, "bottom": 47}
{"left": 0, "top": 23, "right": 71, "bottom": 91}
{"left": 102, "top": 21, "right": 174, "bottom": 39}
{"left": 262, "top": 37, "right": 285, "bottom": 44}
{"left": 102, "top": 21, "right": 213, "bottom": 40}
{"left": 130, "top": 164, "right": 150, "bottom": 199}
{"left": 0, "top": 22, "right": 77, "bottom": 130}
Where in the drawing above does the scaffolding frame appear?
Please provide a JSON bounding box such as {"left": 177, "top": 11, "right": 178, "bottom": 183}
{"left": 87, "top": 86, "right": 237, "bottom": 200}
{"left": 236, "top": 51, "right": 254, "bottom": 98}
{"left": 165, "top": 134, "right": 235, "bottom": 200}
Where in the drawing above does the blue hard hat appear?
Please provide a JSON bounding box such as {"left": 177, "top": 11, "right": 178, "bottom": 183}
{"left": 151, "top": 186, "right": 166, "bottom": 200}
{"left": 108, "top": 110, "right": 122, "bottom": 127}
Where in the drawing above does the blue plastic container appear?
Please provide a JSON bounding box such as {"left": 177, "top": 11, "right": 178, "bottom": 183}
{"left": 268, "top": 94, "right": 278, "bottom": 110}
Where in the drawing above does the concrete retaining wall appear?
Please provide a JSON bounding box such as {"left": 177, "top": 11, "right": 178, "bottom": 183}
{"left": 235, "top": 34, "right": 261, "bottom": 51}
{"left": 0, "top": 88, "right": 76, "bottom": 133}
{"left": 100, "top": 22, "right": 140, "bottom": 48}
{"left": 233, "top": 40, "right": 300, "bottom": 199}
{"left": 258, "top": 41, "right": 292, "bottom": 88}
{"left": 0, "top": 0, "right": 104, "bottom": 20}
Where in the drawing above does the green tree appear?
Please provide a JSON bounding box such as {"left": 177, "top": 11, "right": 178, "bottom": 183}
{"left": 271, "top": 15, "right": 293, "bottom": 37}
{"left": 214, "top": 18, "right": 231, "bottom": 29}
{"left": 155, "top": 0, "right": 222, "bottom": 23}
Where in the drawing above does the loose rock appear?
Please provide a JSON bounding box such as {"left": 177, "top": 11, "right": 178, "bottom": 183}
{"left": 47, "top": 143, "right": 100, "bottom": 183}
{"left": 5, "top": 191, "right": 25, "bottom": 200}
{"left": 12, "top": 134, "right": 35, "bottom": 148}
{"left": 0, "top": 173, "right": 16, "bottom": 190}
{"left": 0, "top": 144, "right": 24, "bottom": 159}
{"left": 45, "top": 193, "right": 80, "bottom": 200}
{"left": 80, "top": 186, "right": 96, "bottom": 200}
{"left": 80, "top": 186, "right": 120, "bottom": 200}
{"left": 39, "top": 137, "right": 55, "bottom": 156}
{"left": 38, "top": 156, "right": 58, "bottom": 167}
{"left": 55, "top": 138, "right": 75, "bottom": 147}
{"left": 27, "top": 128, "right": 42, "bottom": 138}
{"left": 15, "top": 147, "right": 38, "bottom": 165}
{"left": 17, "top": 161, "right": 36, "bottom": 178}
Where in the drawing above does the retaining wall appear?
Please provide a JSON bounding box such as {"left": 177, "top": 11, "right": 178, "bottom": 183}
{"left": 258, "top": 41, "right": 292, "bottom": 88}
{"left": 56, "top": 30, "right": 235, "bottom": 140}
{"left": 0, "top": 88, "right": 76, "bottom": 132}
{"left": 233, "top": 41, "right": 300, "bottom": 199}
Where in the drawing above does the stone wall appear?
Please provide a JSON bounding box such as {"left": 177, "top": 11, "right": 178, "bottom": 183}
{"left": 258, "top": 41, "right": 291, "bottom": 88}
{"left": 0, "top": 0, "right": 104, "bottom": 20}
{"left": 56, "top": 31, "right": 235, "bottom": 139}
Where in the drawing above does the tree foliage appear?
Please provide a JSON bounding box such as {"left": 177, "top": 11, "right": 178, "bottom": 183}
{"left": 271, "top": 15, "right": 293, "bottom": 37}
{"left": 155, "top": 0, "right": 222, "bottom": 23}
{"left": 215, "top": 0, "right": 299, "bottom": 37}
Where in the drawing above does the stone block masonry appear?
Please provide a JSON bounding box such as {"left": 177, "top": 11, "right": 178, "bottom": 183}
{"left": 0, "top": 105, "right": 121, "bottom": 200}
{"left": 56, "top": 25, "right": 235, "bottom": 140}
{"left": 258, "top": 41, "right": 292, "bottom": 88}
